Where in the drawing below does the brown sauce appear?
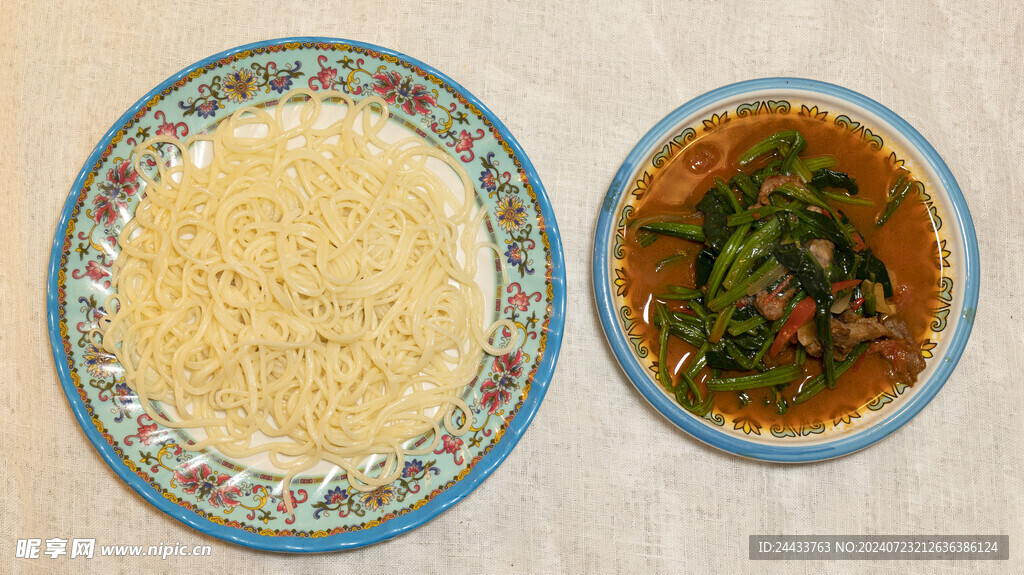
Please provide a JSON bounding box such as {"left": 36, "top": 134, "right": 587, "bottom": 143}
{"left": 623, "top": 113, "right": 940, "bottom": 428}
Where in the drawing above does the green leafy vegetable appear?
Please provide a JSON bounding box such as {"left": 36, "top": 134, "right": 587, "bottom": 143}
{"left": 876, "top": 175, "right": 920, "bottom": 226}
{"left": 638, "top": 222, "right": 706, "bottom": 242}
{"left": 779, "top": 132, "right": 808, "bottom": 179}
{"left": 696, "top": 188, "right": 736, "bottom": 252}
{"left": 733, "top": 172, "right": 759, "bottom": 203}
{"left": 706, "top": 224, "right": 752, "bottom": 299}
{"left": 695, "top": 249, "right": 716, "bottom": 288}
{"left": 655, "top": 250, "right": 690, "bottom": 272}
{"left": 656, "top": 285, "right": 703, "bottom": 300}
{"left": 707, "top": 365, "right": 802, "bottom": 391}
{"left": 857, "top": 248, "right": 893, "bottom": 297}
{"left": 820, "top": 190, "right": 873, "bottom": 207}
{"left": 630, "top": 128, "right": 919, "bottom": 416}
{"left": 720, "top": 217, "right": 783, "bottom": 292}
{"left": 789, "top": 209, "right": 852, "bottom": 249}
{"left": 738, "top": 131, "right": 799, "bottom": 165}
{"left": 751, "top": 160, "right": 782, "bottom": 185}
{"left": 810, "top": 168, "right": 859, "bottom": 195}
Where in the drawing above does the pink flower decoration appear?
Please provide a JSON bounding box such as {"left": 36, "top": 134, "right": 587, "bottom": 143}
{"left": 83, "top": 260, "right": 110, "bottom": 281}
{"left": 135, "top": 422, "right": 159, "bottom": 445}
{"left": 508, "top": 291, "right": 530, "bottom": 312}
{"left": 455, "top": 130, "right": 475, "bottom": 153}
{"left": 156, "top": 121, "right": 178, "bottom": 136}
{"left": 440, "top": 435, "right": 463, "bottom": 454}
{"left": 312, "top": 66, "right": 337, "bottom": 90}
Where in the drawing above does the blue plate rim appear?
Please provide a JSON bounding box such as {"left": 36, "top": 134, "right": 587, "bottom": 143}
{"left": 592, "top": 77, "right": 979, "bottom": 462}
{"left": 47, "top": 36, "right": 566, "bottom": 552}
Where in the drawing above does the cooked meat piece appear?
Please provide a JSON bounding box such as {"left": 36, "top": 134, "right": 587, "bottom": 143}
{"left": 869, "top": 317, "right": 927, "bottom": 384}
{"left": 793, "top": 307, "right": 926, "bottom": 383}
{"left": 839, "top": 309, "right": 860, "bottom": 323}
{"left": 833, "top": 317, "right": 894, "bottom": 355}
{"left": 755, "top": 288, "right": 796, "bottom": 321}
{"left": 883, "top": 316, "right": 914, "bottom": 340}
{"left": 755, "top": 174, "right": 803, "bottom": 207}
{"left": 802, "top": 206, "right": 835, "bottom": 268}
{"left": 754, "top": 275, "right": 795, "bottom": 320}
{"left": 735, "top": 294, "right": 756, "bottom": 309}
{"left": 797, "top": 315, "right": 894, "bottom": 359}
{"left": 807, "top": 238, "right": 834, "bottom": 269}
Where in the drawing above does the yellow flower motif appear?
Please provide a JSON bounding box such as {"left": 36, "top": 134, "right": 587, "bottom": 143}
{"left": 702, "top": 112, "right": 729, "bottom": 131}
{"left": 940, "top": 240, "right": 951, "bottom": 268}
{"left": 887, "top": 151, "right": 906, "bottom": 169}
{"left": 494, "top": 195, "right": 527, "bottom": 233}
{"left": 223, "top": 69, "right": 258, "bottom": 103}
{"left": 833, "top": 411, "right": 862, "bottom": 427}
{"left": 631, "top": 171, "right": 653, "bottom": 199}
{"left": 614, "top": 267, "right": 630, "bottom": 297}
{"left": 82, "top": 344, "right": 117, "bottom": 378}
{"left": 360, "top": 485, "right": 396, "bottom": 511}
{"left": 733, "top": 418, "right": 761, "bottom": 436}
{"left": 800, "top": 105, "right": 828, "bottom": 120}
{"left": 920, "top": 339, "right": 937, "bottom": 359}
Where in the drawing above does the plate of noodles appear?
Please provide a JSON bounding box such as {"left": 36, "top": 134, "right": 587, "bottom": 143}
{"left": 47, "top": 37, "right": 565, "bottom": 551}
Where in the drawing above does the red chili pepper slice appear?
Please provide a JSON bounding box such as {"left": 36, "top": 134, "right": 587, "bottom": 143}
{"left": 830, "top": 279, "right": 861, "bottom": 294}
{"left": 769, "top": 298, "right": 815, "bottom": 357}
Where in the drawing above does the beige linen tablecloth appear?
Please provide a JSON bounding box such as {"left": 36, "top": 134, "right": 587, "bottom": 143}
{"left": 2, "top": 1, "right": 1020, "bottom": 573}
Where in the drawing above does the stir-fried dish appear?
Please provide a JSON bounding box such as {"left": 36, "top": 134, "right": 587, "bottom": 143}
{"left": 624, "top": 116, "right": 939, "bottom": 424}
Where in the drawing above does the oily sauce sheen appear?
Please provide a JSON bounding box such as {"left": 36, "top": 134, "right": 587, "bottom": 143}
{"left": 624, "top": 114, "right": 940, "bottom": 428}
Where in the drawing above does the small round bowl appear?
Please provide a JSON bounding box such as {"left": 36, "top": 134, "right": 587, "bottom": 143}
{"left": 592, "top": 78, "right": 978, "bottom": 462}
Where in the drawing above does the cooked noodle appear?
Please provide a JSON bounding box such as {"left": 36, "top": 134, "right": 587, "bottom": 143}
{"left": 99, "top": 89, "right": 515, "bottom": 509}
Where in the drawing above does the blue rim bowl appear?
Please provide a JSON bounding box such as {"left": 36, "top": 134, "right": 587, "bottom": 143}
{"left": 593, "top": 77, "right": 978, "bottom": 462}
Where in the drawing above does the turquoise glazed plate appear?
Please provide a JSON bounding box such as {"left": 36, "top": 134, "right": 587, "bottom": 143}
{"left": 593, "top": 78, "right": 978, "bottom": 462}
{"left": 48, "top": 38, "right": 565, "bottom": 551}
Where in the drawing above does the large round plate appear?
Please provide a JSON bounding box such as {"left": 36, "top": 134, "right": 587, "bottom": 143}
{"left": 593, "top": 78, "right": 978, "bottom": 461}
{"left": 48, "top": 37, "right": 565, "bottom": 551}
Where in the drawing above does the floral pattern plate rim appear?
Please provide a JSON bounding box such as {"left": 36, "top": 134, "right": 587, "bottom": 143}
{"left": 47, "top": 37, "right": 566, "bottom": 552}
{"left": 592, "top": 77, "right": 979, "bottom": 461}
